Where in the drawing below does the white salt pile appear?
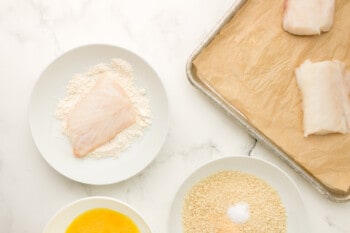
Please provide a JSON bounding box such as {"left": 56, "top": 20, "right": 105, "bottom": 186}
{"left": 227, "top": 202, "right": 250, "bottom": 224}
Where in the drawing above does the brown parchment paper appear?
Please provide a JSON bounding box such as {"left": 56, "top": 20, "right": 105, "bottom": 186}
{"left": 194, "top": 0, "right": 350, "bottom": 193}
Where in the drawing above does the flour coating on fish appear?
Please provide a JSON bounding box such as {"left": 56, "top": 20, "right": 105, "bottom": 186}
{"left": 295, "top": 60, "right": 350, "bottom": 137}
{"left": 283, "top": 0, "right": 335, "bottom": 36}
{"left": 55, "top": 59, "right": 151, "bottom": 158}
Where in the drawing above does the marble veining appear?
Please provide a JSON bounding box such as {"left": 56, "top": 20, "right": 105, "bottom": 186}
{"left": 248, "top": 138, "right": 257, "bottom": 156}
{"left": 325, "top": 216, "right": 349, "bottom": 233}
{"left": 1, "top": 0, "right": 350, "bottom": 232}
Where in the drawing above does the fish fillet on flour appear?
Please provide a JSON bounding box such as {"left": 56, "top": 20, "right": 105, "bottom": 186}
{"left": 295, "top": 60, "right": 350, "bottom": 137}
{"left": 283, "top": 0, "right": 335, "bottom": 35}
{"left": 67, "top": 73, "right": 136, "bottom": 157}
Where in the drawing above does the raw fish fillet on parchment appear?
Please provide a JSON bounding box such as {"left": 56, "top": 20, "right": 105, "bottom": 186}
{"left": 283, "top": 0, "right": 335, "bottom": 35}
{"left": 193, "top": 0, "right": 350, "bottom": 193}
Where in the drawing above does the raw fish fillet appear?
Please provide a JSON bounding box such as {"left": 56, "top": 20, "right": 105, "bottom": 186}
{"left": 67, "top": 73, "right": 136, "bottom": 157}
{"left": 295, "top": 60, "right": 350, "bottom": 137}
{"left": 283, "top": 0, "right": 335, "bottom": 35}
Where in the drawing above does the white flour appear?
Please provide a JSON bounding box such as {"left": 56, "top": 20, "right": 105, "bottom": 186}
{"left": 55, "top": 58, "right": 151, "bottom": 158}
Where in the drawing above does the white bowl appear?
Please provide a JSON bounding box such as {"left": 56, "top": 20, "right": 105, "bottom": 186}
{"left": 44, "top": 196, "right": 152, "bottom": 233}
{"left": 28, "top": 44, "right": 169, "bottom": 185}
{"left": 169, "top": 156, "right": 310, "bottom": 233}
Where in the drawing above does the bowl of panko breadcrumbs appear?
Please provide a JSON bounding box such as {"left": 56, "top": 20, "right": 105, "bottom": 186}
{"left": 168, "top": 156, "right": 309, "bottom": 233}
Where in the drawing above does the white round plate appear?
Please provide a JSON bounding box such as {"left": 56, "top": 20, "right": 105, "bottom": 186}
{"left": 44, "top": 196, "right": 152, "bottom": 233}
{"left": 29, "top": 44, "right": 169, "bottom": 185}
{"left": 169, "top": 156, "right": 309, "bottom": 233}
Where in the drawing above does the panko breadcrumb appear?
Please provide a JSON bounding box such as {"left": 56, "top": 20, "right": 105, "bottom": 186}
{"left": 182, "top": 171, "right": 286, "bottom": 233}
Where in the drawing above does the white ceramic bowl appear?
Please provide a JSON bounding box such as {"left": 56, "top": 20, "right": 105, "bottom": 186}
{"left": 44, "top": 196, "right": 152, "bottom": 233}
{"left": 28, "top": 44, "right": 169, "bottom": 185}
{"left": 169, "top": 156, "right": 309, "bottom": 233}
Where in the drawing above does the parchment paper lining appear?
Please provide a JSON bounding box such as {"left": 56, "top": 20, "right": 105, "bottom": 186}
{"left": 193, "top": 0, "right": 350, "bottom": 193}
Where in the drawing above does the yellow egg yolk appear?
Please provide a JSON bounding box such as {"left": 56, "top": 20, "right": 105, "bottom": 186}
{"left": 65, "top": 208, "right": 140, "bottom": 233}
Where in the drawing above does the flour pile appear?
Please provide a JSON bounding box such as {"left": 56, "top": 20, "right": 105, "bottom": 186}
{"left": 55, "top": 58, "right": 151, "bottom": 158}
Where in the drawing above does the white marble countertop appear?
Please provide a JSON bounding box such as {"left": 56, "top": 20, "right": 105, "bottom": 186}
{"left": 0, "top": 0, "right": 349, "bottom": 232}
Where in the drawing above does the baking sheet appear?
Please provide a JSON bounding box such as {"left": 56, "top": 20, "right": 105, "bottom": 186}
{"left": 189, "top": 0, "right": 350, "bottom": 201}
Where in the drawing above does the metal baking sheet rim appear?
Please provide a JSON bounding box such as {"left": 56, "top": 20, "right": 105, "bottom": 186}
{"left": 186, "top": 0, "right": 350, "bottom": 202}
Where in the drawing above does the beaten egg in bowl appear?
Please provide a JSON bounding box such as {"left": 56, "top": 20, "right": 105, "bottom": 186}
{"left": 66, "top": 208, "right": 140, "bottom": 233}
